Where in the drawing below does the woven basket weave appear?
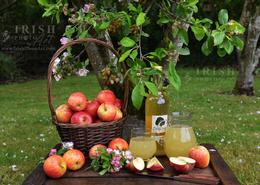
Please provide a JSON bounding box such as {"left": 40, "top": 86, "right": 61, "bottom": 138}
{"left": 47, "top": 38, "right": 129, "bottom": 154}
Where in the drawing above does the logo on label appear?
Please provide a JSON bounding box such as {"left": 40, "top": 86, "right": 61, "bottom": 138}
{"left": 152, "top": 115, "right": 168, "bottom": 134}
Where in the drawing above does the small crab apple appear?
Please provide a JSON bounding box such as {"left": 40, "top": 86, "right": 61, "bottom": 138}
{"left": 63, "top": 149, "right": 85, "bottom": 171}
{"left": 89, "top": 144, "right": 107, "bottom": 158}
{"left": 43, "top": 155, "right": 67, "bottom": 179}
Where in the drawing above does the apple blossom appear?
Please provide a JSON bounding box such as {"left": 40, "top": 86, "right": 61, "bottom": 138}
{"left": 60, "top": 37, "right": 70, "bottom": 45}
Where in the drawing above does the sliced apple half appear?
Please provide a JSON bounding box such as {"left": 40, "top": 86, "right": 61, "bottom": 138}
{"left": 125, "top": 157, "right": 145, "bottom": 172}
{"left": 169, "top": 156, "right": 196, "bottom": 173}
{"left": 146, "top": 157, "right": 164, "bottom": 171}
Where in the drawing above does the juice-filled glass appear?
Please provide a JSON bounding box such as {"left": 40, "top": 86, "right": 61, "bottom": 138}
{"left": 164, "top": 112, "right": 198, "bottom": 157}
{"left": 129, "top": 128, "right": 156, "bottom": 160}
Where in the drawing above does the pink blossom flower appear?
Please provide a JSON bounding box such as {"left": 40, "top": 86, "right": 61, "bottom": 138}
{"left": 106, "top": 148, "right": 113, "bottom": 154}
{"left": 49, "top": 149, "right": 57, "bottom": 156}
{"left": 60, "top": 37, "right": 70, "bottom": 45}
{"left": 82, "top": 4, "right": 90, "bottom": 13}
{"left": 76, "top": 68, "right": 89, "bottom": 77}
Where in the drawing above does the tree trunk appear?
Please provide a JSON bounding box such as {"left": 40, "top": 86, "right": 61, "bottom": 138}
{"left": 233, "top": 0, "right": 260, "bottom": 95}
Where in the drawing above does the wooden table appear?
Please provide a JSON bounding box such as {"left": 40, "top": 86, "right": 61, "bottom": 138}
{"left": 22, "top": 144, "right": 241, "bottom": 185}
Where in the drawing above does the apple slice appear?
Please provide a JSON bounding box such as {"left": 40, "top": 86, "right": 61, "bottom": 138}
{"left": 146, "top": 157, "right": 164, "bottom": 171}
{"left": 125, "top": 157, "right": 145, "bottom": 172}
{"left": 169, "top": 156, "right": 196, "bottom": 174}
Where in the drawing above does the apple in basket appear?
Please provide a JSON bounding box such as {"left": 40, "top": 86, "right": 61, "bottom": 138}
{"left": 55, "top": 104, "right": 73, "bottom": 123}
{"left": 85, "top": 99, "right": 100, "bottom": 119}
{"left": 114, "top": 108, "right": 123, "bottom": 121}
{"left": 68, "top": 92, "right": 87, "bottom": 111}
{"left": 97, "top": 90, "right": 116, "bottom": 104}
{"left": 97, "top": 103, "right": 117, "bottom": 122}
{"left": 63, "top": 149, "right": 85, "bottom": 171}
{"left": 43, "top": 155, "right": 67, "bottom": 179}
{"left": 71, "top": 111, "right": 93, "bottom": 125}
{"left": 114, "top": 98, "right": 123, "bottom": 109}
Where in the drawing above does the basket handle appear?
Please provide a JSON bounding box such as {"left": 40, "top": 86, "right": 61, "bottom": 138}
{"left": 47, "top": 38, "right": 129, "bottom": 123}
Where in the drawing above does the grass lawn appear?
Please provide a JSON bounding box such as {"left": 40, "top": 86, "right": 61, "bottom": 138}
{"left": 0, "top": 68, "right": 259, "bottom": 185}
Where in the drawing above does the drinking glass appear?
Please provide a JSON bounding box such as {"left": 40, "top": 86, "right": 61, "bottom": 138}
{"left": 164, "top": 112, "right": 198, "bottom": 157}
{"left": 129, "top": 128, "right": 157, "bottom": 160}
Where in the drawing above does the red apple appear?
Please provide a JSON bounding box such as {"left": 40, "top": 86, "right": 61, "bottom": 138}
{"left": 188, "top": 146, "right": 210, "bottom": 168}
{"left": 146, "top": 157, "right": 164, "bottom": 172}
{"left": 125, "top": 157, "right": 145, "bottom": 172}
{"left": 108, "top": 138, "right": 129, "bottom": 151}
{"left": 89, "top": 144, "right": 107, "bottom": 158}
{"left": 114, "top": 108, "right": 123, "bottom": 121}
{"left": 68, "top": 92, "right": 87, "bottom": 111}
{"left": 169, "top": 157, "right": 195, "bottom": 174}
{"left": 55, "top": 104, "right": 73, "bottom": 123}
{"left": 96, "top": 90, "right": 116, "bottom": 104}
{"left": 97, "top": 103, "right": 117, "bottom": 122}
{"left": 114, "top": 98, "right": 123, "bottom": 109}
{"left": 71, "top": 111, "right": 93, "bottom": 125}
{"left": 85, "top": 99, "right": 100, "bottom": 119}
{"left": 43, "top": 155, "right": 67, "bottom": 179}
{"left": 63, "top": 149, "right": 85, "bottom": 171}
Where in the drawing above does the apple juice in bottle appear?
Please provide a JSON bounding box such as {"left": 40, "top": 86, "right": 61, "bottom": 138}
{"left": 145, "top": 92, "right": 169, "bottom": 156}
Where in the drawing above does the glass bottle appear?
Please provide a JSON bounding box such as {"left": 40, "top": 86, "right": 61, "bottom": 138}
{"left": 145, "top": 92, "right": 169, "bottom": 156}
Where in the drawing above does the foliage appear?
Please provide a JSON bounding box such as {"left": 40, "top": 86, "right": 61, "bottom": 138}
{"left": 0, "top": 52, "right": 21, "bottom": 81}
{"left": 38, "top": 0, "right": 245, "bottom": 110}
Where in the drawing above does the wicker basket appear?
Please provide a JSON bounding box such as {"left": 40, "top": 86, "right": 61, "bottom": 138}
{"left": 47, "top": 38, "right": 129, "bottom": 154}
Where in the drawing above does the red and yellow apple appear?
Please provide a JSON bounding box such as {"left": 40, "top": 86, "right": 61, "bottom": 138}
{"left": 114, "top": 98, "right": 123, "bottom": 109}
{"left": 96, "top": 90, "right": 116, "bottom": 104}
{"left": 146, "top": 157, "right": 164, "bottom": 171}
{"left": 89, "top": 144, "right": 107, "bottom": 158}
{"left": 169, "top": 156, "right": 195, "bottom": 173}
{"left": 125, "top": 157, "right": 145, "bottom": 172}
{"left": 63, "top": 149, "right": 85, "bottom": 171}
{"left": 85, "top": 99, "right": 100, "bottom": 119}
{"left": 55, "top": 104, "right": 73, "bottom": 123}
{"left": 188, "top": 146, "right": 210, "bottom": 168}
{"left": 114, "top": 108, "right": 123, "bottom": 121}
{"left": 68, "top": 92, "right": 87, "bottom": 111}
{"left": 108, "top": 138, "right": 128, "bottom": 151}
{"left": 97, "top": 103, "right": 117, "bottom": 122}
{"left": 71, "top": 111, "right": 93, "bottom": 125}
{"left": 43, "top": 155, "right": 67, "bottom": 179}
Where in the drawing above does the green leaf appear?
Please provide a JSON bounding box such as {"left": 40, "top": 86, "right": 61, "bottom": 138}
{"left": 144, "top": 81, "right": 158, "bottom": 96}
{"left": 212, "top": 31, "right": 225, "bottom": 45}
{"left": 201, "top": 37, "right": 213, "bottom": 56}
{"left": 178, "top": 29, "right": 189, "bottom": 45}
{"left": 128, "top": 3, "right": 137, "bottom": 12}
{"left": 218, "top": 9, "right": 229, "bottom": 25}
{"left": 38, "top": 0, "right": 49, "bottom": 7}
{"left": 177, "top": 47, "right": 190, "bottom": 56}
{"left": 231, "top": 36, "right": 244, "bottom": 50}
{"left": 131, "top": 83, "right": 144, "bottom": 110}
{"left": 120, "top": 37, "right": 136, "bottom": 48}
{"left": 217, "top": 48, "right": 227, "bottom": 57}
{"left": 168, "top": 62, "right": 181, "bottom": 91}
{"left": 96, "top": 22, "right": 110, "bottom": 30}
{"left": 119, "top": 49, "right": 132, "bottom": 62}
{"left": 136, "top": 12, "right": 146, "bottom": 26}
{"left": 191, "top": 26, "right": 205, "bottom": 41}
{"left": 79, "top": 31, "right": 88, "bottom": 38}
{"left": 65, "top": 26, "right": 75, "bottom": 38}
{"left": 223, "top": 40, "right": 234, "bottom": 54}
{"left": 130, "top": 49, "right": 138, "bottom": 61}
{"left": 157, "top": 17, "right": 171, "bottom": 25}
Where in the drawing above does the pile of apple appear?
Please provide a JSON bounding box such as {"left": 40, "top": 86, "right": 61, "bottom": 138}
{"left": 43, "top": 148, "right": 85, "bottom": 179}
{"left": 126, "top": 146, "right": 210, "bottom": 174}
{"left": 55, "top": 90, "right": 123, "bottom": 125}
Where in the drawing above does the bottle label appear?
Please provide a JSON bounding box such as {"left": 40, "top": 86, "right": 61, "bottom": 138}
{"left": 151, "top": 115, "right": 168, "bottom": 134}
